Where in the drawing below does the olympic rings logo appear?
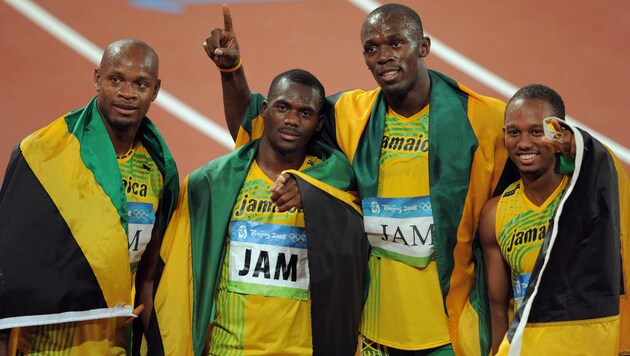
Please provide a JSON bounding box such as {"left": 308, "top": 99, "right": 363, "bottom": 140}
{"left": 128, "top": 209, "right": 151, "bottom": 218}
{"left": 289, "top": 233, "right": 306, "bottom": 243}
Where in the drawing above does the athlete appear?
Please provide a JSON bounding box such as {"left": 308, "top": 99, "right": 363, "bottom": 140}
{"left": 479, "top": 84, "right": 629, "bottom": 355}
{"left": 0, "top": 39, "right": 179, "bottom": 355}
{"left": 151, "top": 69, "right": 368, "bottom": 355}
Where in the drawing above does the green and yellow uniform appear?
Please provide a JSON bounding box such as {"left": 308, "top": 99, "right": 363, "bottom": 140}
{"left": 209, "top": 158, "right": 319, "bottom": 355}
{"left": 495, "top": 177, "right": 568, "bottom": 310}
{"left": 361, "top": 106, "right": 450, "bottom": 350}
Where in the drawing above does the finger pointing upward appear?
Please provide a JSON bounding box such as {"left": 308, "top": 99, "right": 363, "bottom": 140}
{"left": 223, "top": 3, "right": 234, "bottom": 33}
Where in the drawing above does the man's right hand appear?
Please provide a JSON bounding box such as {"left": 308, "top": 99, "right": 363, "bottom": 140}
{"left": 203, "top": 3, "right": 241, "bottom": 70}
{"left": 270, "top": 174, "right": 303, "bottom": 212}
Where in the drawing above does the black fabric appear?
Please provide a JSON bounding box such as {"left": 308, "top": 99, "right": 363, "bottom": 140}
{"left": 294, "top": 174, "right": 368, "bottom": 356}
{"left": 0, "top": 147, "right": 107, "bottom": 320}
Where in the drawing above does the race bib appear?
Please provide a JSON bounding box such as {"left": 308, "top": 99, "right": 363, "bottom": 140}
{"left": 127, "top": 201, "right": 155, "bottom": 272}
{"left": 362, "top": 196, "right": 434, "bottom": 268}
{"left": 228, "top": 220, "right": 309, "bottom": 300}
{"left": 514, "top": 273, "right": 531, "bottom": 310}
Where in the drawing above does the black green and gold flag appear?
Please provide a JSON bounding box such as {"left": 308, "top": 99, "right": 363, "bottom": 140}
{"left": 0, "top": 97, "right": 178, "bottom": 330}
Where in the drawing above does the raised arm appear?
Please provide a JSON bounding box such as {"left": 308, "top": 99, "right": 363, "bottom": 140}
{"left": 479, "top": 196, "right": 511, "bottom": 355}
{"left": 203, "top": 4, "right": 252, "bottom": 140}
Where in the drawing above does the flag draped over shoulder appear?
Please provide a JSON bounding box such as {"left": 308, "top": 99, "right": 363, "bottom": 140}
{"left": 0, "top": 96, "right": 178, "bottom": 330}
{"left": 152, "top": 140, "right": 368, "bottom": 356}
{"left": 498, "top": 126, "right": 630, "bottom": 355}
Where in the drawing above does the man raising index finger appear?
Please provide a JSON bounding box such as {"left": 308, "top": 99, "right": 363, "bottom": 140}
{"left": 208, "top": 4, "right": 516, "bottom": 355}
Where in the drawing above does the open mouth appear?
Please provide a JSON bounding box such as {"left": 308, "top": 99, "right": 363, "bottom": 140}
{"left": 517, "top": 152, "right": 539, "bottom": 164}
{"left": 378, "top": 68, "right": 401, "bottom": 82}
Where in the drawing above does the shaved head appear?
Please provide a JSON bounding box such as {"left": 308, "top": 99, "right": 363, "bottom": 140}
{"left": 363, "top": 3, "right": 423, "bottom": 39}
{"left": 100, "top": 38, "right": 159, "bottom": 78}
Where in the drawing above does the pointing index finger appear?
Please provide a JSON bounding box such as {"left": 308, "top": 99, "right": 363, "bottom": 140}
{"left": 223, "top": 3, "right": 234, "bottom": 33}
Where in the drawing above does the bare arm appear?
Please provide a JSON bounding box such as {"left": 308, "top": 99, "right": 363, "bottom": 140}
{"left": 203, "top": 4, "right": 252, "bottom": 140}
{"left": 479, "top": 196, "right": 511, "bottom": 355}
{"left": 135, "top": 225, "right": 161, "bottom": 330}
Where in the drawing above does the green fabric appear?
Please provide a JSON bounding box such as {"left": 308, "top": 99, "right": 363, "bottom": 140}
{"left": 243, "top": 93, "right": 267, "bottom": 134}
{"left": 557, "top": 154, "right": 575, "bottom": 175}
{"left": 187, "top": 139, "right": 357, "bottom": 354}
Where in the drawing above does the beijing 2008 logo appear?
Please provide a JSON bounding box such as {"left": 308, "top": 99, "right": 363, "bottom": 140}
{"left": 371, "top": 201, "right": 380, "bottom": 214}
{"left": 237, "top": 224, "right": 248, "bottom": 239}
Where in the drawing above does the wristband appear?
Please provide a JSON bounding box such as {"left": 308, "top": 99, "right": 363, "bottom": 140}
{"left": 217, "top": 58, "right": 242, "bottom": 73}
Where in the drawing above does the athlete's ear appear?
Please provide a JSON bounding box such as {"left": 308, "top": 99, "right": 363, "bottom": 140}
{"left": 261, "top": 100, "right": 269, "bottom": 117}
{"left": 419, "top": 36, "right": 431, "bottom": 58}
{"left": 315, "top": 113, "right": 324, "bottom": 132}
{"left": 94, "top": 67, "right": 101, "bottom": 92}
{"left": 151, "top": 79, "right": 161, "bottom": 102}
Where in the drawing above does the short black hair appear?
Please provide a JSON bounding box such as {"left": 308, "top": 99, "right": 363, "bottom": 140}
{"left": 507, "top": 84, "right": 566, "bottom": 119}
{"left": 267, "top": 69, "right": 325, "bottom": 112}
{"left": 368, "top": 3, "right": 423, "bottom": 36}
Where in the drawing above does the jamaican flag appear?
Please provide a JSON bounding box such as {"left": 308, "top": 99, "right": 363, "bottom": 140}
{"left": 151, "top": 139, "right": 368, "bottom": 355}
{"left": 498, "top": 125, "right": 630, "bottom": 355}
{"left": 0, "top": 97, "right": 179, "bottom": 330}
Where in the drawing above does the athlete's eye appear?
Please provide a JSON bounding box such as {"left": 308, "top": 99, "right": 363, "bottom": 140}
{"left": 364, "top": 45, "right": 378, "bottom": 53}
